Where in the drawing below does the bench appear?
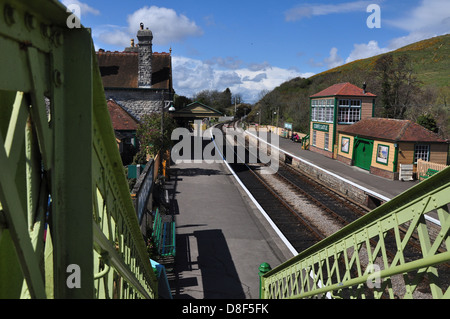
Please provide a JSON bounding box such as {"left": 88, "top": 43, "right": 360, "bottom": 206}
{"left": 152, "top": 209, "right": 176, "bottom": 257}
{"left": 420, "top": 168, "right": 439, "bottom": 180}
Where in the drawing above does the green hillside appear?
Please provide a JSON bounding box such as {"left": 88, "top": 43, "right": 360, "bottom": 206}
{"left": 318, "top": 34, "right": 449, "bottom": 87}
{"left": 252, "top": 34, "right": 450, "bottom": 137}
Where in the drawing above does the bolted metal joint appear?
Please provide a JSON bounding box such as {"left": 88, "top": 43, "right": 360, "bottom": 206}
{"left": 53, "top": 69, "right": 63, "bottom": 87}
{"left": 0, "top": 210, "right": 7, "bottom": 229}
{"left": 3, "top": 4, "right": 15, "bottom": 26}
{"left": 24, "top": 12, "right": 36, "bottom": 30}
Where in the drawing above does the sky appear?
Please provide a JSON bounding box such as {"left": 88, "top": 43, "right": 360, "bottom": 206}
{"left": 60, "top": 0, "right": 450, "bottom": 103}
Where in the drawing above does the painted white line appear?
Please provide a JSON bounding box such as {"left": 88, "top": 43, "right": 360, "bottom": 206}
{"left": 211, "top": 135, "right": 299, "bottom": 257}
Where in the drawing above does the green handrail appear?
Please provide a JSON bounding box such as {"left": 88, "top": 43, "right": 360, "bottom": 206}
{"left": 260, "top": 167, "right": 450, "bottom": 299}
{"left": 0, "top": 0, "right": 157, "bottom": 298}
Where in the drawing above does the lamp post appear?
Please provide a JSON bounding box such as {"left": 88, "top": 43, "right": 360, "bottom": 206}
{"left": 276, "top": 106, "right": 279, "bottom": 132}
{"left": 161, "top": 90, "right": 175, "bottom": 178}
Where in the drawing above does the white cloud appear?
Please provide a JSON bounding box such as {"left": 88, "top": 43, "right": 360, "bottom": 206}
{"left": 307, "top": 48, "right": 344, "bottom": 69}
{"left": 385, "top": 0, "right": 450, "bottom": 50}
{"left": 345, "top": 40, "right": 389, "bottom": 63}
{"left": 95, "top": 26, "right": 131, "bottom": 48}
{"left": 325, "top": 47, "right": 344, "bottom": 68}
{"left": 127, "top": 6, "right": 203, "bottom": 46}
{"left": 172, "top": 56, "right": 215, "bottom": 92}
{"left": 60, "top": 0, "right": 100, "bottom": 16}
{"left": 95, "top": 6, "right": 203, "bottom": 48}
{"left": 204, "top": 56, "right": 244, "bottom": 70}
{"left": 386, "top": 0, "right": 450, "bottom": 33}
{"left": 345, "top": 0, "right": 449, "bottom": 64}
{"left": 285, "top": 1, "right": 373, "bottom": 21}
{"left": 172, "top": 56, "right": 313, "bottom": 103}
{"left": 243, "top": 73, "right": 268, "bottom": 82}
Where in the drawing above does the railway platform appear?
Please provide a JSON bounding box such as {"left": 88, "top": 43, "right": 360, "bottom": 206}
{"left": 246, "top": 128, "right": 419, "bottom": 201}
{"left": 163, "top": 126, "right": 423, "bottom": 300}
{"left": 164, "top": 160, "right": 295, "bottom": 299}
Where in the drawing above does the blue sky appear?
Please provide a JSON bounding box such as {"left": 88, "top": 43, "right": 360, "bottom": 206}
{"left": 60, "top": 0, "right": 449, "bottom": 103}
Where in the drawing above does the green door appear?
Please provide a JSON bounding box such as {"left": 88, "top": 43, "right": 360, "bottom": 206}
{"left": 354, "top": 139, "right": 374, "bottom": 171}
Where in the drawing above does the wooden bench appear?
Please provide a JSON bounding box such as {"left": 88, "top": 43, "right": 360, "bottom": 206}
{"left": 420, "top": 168, "right": 439, "bottom": 180}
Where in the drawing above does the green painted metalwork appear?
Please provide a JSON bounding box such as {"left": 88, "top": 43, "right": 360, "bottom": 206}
{"left": 0, "top": 0, "right": 157, "bottom": 298}
{"left": 152, "top": 209, "right": 176, "bottom": 257}
{"left": 260, "top": 167, "right": 450, "bottom": 299}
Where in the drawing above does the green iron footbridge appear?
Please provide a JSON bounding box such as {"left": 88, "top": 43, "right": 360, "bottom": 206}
{"left": 259, "top": 167, "right": 450, "bottom": 299}
{"left": 0, "top": 0, "right": 449, "bottom": 299}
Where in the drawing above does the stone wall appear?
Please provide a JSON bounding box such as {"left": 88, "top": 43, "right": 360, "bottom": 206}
{"left": 105, "top": 88, "right": 166, "bottom": 121}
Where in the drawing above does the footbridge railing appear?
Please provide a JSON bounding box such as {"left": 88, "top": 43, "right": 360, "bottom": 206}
{"left": 260, "top": 167, "right": 450, "bottom": 299}
{"left": 0, "top": 0, "right": 157, "bottom": 298}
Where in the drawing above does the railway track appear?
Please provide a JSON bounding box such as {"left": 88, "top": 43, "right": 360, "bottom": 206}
{"left": 229, "top": 162, "right": 324, "bottom": 251}
{"left": 214, "top": 123, "right": 323, "bottom": 253}
{"left": 215, "top": 122, "right": 449, "bottom": 298}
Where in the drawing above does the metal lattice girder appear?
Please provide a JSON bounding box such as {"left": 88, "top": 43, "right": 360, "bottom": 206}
{"left": 261, "top": 167, "right": 450, "bottom": 299}
{"left": 0, "top": 0, "right": 157, "bottom": 298}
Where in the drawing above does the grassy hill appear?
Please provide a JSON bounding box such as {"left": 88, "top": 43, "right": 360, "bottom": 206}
{"left": 318, "top": 34, "right": 449, "bottom": 87}
{"left": 252, "top": 34, "right": 450, "bottom": 137}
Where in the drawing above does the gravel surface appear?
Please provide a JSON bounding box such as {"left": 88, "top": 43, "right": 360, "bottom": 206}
{"left": 257, "top": 165, "right": 342, "bottom": 237}
{"left": 255, "top": 164, "right": 433, "bottom": 299}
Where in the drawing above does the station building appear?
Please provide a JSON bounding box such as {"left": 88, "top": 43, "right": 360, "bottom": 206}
{"left": 309, "top": 82, "right": 376, "bottom": 158}
{"left": 308, "top": 82, "right": 449, "bottom": 180}
{"left": 337, "top": 118, "right": 449, "bottom": 180}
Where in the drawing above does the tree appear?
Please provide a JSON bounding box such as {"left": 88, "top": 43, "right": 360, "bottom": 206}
{"left": 193, "top": 88, "right": 233, "bottom": 114}
{"left": 134, "top": 112, "right": 177, "bottom": 163}
{"left": 174, "top": 94, "right": 192, "bottom": 109}
{"left": 417, "top": 114, "right": 438, "bottom": 133}
{"left": 374, "top": 54, "right": 421, "bottom": 119}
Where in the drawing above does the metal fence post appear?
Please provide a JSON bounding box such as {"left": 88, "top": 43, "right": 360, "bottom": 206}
{"left": 52, "top": 28, "right": 94, "bottom": 298}
{"left": 259, "top": 262, "right": 271, "bottom": 299}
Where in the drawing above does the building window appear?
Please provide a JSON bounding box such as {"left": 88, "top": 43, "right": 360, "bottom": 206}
{"left": 338, "top": 99, "right": 361, "bottom": 124}
{"left": 414, "top": 144, "right": 430, "bottom": 163}
{"left": 312, "top": 130, "right": 317, "bottom": 146}
{"left": 311, "top": 99, "right": 334, "bottom": 123}
{"left": 324, "top": 133, "right": 329, "bottom": 150}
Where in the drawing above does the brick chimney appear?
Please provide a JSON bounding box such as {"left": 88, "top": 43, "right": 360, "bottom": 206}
{"left": 137, "top": 23, "right": 153, "bottom": 88}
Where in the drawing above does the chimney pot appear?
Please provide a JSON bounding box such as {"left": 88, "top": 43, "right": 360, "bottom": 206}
{"left": 137, "top": 24, "right": 153, "bottom": 88}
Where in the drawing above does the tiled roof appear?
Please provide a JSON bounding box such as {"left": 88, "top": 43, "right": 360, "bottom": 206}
{"left": 339, "top": 118, "right": 448, "bottom": 143}
{"left": 107, "top": 99, "right": 139, "bottom": 131}
{"left": 311, "top": 82, "right": 376, "bottom": 98}
{"left": 96, "top": 51, "right": 172, "bottom": 89}
{"left": 97, "top": 51, "right": 138, "bottom": 88}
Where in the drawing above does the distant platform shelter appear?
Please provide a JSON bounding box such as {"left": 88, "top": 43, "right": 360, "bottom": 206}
{"left": 172, "top": 102, "right": 223, "bottom": 128}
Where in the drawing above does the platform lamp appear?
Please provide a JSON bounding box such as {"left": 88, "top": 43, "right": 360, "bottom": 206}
{"left": 161, "top": 91, "right": 176, "bottom": 178}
